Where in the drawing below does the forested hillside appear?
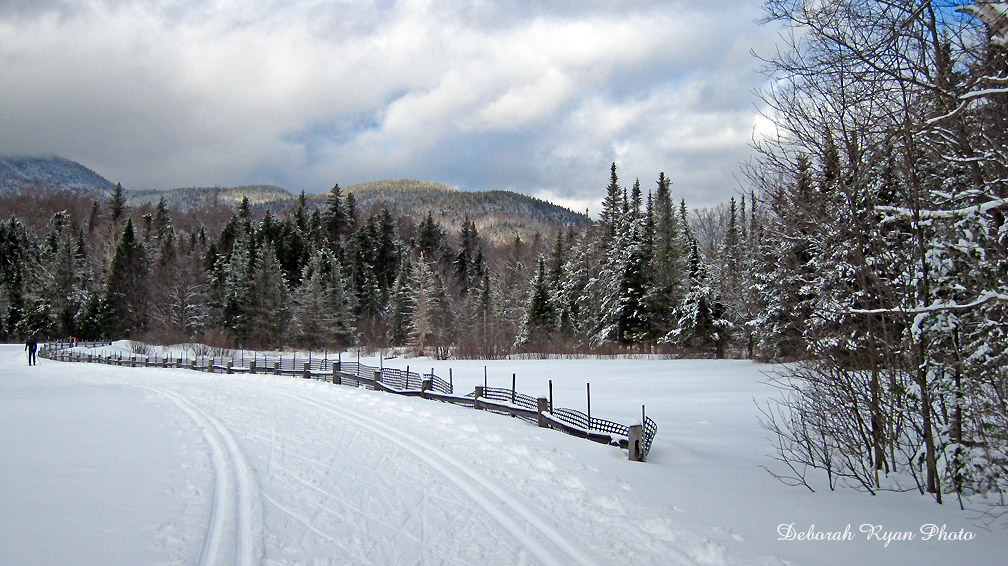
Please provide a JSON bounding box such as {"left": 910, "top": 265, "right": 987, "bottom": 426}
{"left": 127, "top": 179, "right": 588, "bottom": 243}
{"left": 0, "top": 155, "right": 114, "bottom": 197}
{"left": 0, "top": 166, "right": 747, "bottom": 359}
{"left": 126, "top": 185, "right": 291, "bottom": 211}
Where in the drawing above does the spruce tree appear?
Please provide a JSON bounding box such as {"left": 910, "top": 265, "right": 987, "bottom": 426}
{"left": 324, "top": 183, "right": 347, "bottom": 245}
{"left": 408, "top": 254, "right": 436, "bottom": 356}
{"left": 601, "top": 162, "right": 622, "bottom": 242}
{"left": 102, "top": 219, "right": 148, "bottom": 338}
{"left": 109, "top": 183, "right": 126, "bottom": 222}
{"left": 455, "top": 217, "right": 482, "bottom": 293}
{"left": 522, "top": 256, "right": 556, "bottom": 345}
{"left": 246, "top": 245, "right": 291, "bottom": 347}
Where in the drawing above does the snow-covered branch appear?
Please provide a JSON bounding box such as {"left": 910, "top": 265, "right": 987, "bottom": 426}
{"left": 877, "top": 197, "right": 1008, "bottom": 222}
{"left": 850, "top": 291, "right": 1008, "bottom": 316}
{"left": 961, "top": 87, "right": 1008, "bottom": 99}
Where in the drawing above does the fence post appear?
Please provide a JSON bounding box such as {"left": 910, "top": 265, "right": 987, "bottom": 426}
{"left": 421, "top": 376, "right": 432, "bottom": 398}
{"left": 374, "top": 370, "right": 382, "bottom": 390}
{"left": 274, "top": 361, "right": 281, "bottom": 376}
{"left": 162, "top": 355, "right": 168, "bottom": 368}
{"left": 332, "top": 365, "right": 341, "bottom": 385}
{"left": 226, "top": 361, "right": 233, "bottom": 374}
{"left": 145, "top": 355, "right": 150, "bottom": 367}
{"left": 249, "top": 361, "right": 256, "bottom": 374}
{"left": 628, "top": 424, "right": 644, "bottom": 462}
{"left": 191, "top": 358, "right": 198, "bottom": 371}
{"left": 303, "top": 362, "right": 311, "bottom": 379}
{"left": 474, "top": 385, "right": 484, "bottom": 410}
{"left": 537, "top": 397, "right": 549, "bottom": 428}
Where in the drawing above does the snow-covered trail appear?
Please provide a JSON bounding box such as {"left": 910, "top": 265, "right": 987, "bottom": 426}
{"left": 143, "top": 384, "right": 263, "bottom": 566}
{"left": 5, "top": 343, "right": 1008, "bottom": 565}
{"left": 0, "top": 345, "right": 720, "bottom": 565}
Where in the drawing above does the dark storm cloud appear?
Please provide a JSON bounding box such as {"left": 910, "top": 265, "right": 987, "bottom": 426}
{"left": 0, "top": 0, "right": 779, "bottom": 210}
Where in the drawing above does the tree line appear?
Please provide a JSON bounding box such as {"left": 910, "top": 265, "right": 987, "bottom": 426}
{"left": 0, "top": 164, "right": 763, "bottom": 360}
{"left": 749, "top": 0, "right": 1007, "bottom": 514}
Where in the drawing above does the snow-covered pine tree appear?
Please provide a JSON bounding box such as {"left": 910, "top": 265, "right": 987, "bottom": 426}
{"left": 667, "top": 239, "right": 732, "bottom": 357}
{"left": 246, "top": 244, "right": 291, "bottom": 347}
{"left": 217, "top": 228, "right": 254, "bottom": 342}
{"left": 386, "top": 254, "right": 413, "bottom": 346}
{"left": 408, "top": 254, "right": 437, "bottom": 357}
{"left": 516, "top": 256, "right": 556, "bottom": 350}
{"left": 293, "top": 249, "right": 354, "bottom": 348}
{"left": 600, "top": 162, "right": 623, "bottom": 243}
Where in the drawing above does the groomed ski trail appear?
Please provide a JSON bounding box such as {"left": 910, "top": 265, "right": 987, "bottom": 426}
{"left": 144, "top": 385, "right": 264, "bottom": 566}
{"left": 278, "top": 389, "right": 604, "bottom": 566}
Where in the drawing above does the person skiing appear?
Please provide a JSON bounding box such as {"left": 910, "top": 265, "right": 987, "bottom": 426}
{"left": 25, "top": 335, "right": 38, "bottom": 366}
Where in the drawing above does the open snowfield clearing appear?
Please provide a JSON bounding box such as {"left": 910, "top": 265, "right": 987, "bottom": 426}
{"left": 1, "top": 344, "right": 1005, "bottom": 565}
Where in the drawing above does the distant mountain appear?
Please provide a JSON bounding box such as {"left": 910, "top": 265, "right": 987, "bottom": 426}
{"left": 334, "top": 179, "right": 589, "bottom": 241}
{"left": 133, "top": 179, "right": 588, "bottom": 242}
{"left": 0, "top": 155, "right": 115, "bottom": 196}
{"left": 126, "top": 185, "right": 291, "bottom": 211}
{"left": 0, "top": 156, "right": 586, "bottom": 241}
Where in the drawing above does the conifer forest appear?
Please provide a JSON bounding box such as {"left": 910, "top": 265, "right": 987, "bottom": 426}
{"left": 1, "top": 1, "right": 1007, "bottom": 509}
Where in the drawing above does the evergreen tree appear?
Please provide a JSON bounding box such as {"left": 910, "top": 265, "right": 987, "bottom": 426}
{"left": 36, "top": 213, "right": 91, "bottom": 337}
{"left": 600, "top": 162, "right": 622, "bottom": 241}
{"left": 324, "top": 183, "right": 347, "bottom": 245}
{"left": 246, "top": 245, "right": 291, "bottom": 347}
{"left": 408, "top": 254, "right": 437, "bottom": 356}
{"left": 294, "top": 190, "right": 308, "bottom": 233}
{"left": 416, "top": 211, "right": 447, "bottom": 266}
{"left": 87, "top": 200, "right": 100, "bottom": 234}
{"left": 293, "top": 249, "right": 353, "bottom": 348}
{"left": 345, "top": 192, "right": 358, "bottom": 233}
{"left": 520, "top": 256, "right": 556, "bottom": 347}
{"left": 109, "top": 183, "right": 126, "bottom": 222}
{"left": 218, "top": 229, "right": 253, "bottom": 340}
{"left": 630, "top": 178, "right": 642, "bottom": 218}
{"left": 102, "top": 219, "right": 148, "bottom": 338}
{"left": 668, "top": 239, "right": 731, "bottom": 357}
{"left": 153, "top": 196, "right": 172, "bottom": 243}
{"left": 0, "top": 219, "right": 35, "bottom": 339}
{"left": 373, "top": 208, "right": 400, "bottom": 295}
{"left": 455, "top": 217, "right": 482, "bottom": 293}
{"left": 386, "top": 255, "right": 414, "bottom": 346}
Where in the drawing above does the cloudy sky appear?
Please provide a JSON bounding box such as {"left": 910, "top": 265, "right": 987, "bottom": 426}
{"left": 0, "top": 0, "right": 780, "bottom": 211}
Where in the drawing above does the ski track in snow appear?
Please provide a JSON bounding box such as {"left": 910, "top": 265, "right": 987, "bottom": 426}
{"left": 277, "top": 389, "right": 618, "bottom": 566}
{"left": 12, "top": 345, "right": 1008, "bottom": 566}
{"left": 142, "top": 385, "right": 264, "bottom": 566}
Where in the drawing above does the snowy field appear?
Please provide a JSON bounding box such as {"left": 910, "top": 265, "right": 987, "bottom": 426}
{"left": 1, "top": 343, "right": 1005, "bottom": 565}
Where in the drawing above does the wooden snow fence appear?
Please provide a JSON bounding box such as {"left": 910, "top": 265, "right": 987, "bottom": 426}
{"left": 39, "top": 340, "right": 657, "bottom": 462}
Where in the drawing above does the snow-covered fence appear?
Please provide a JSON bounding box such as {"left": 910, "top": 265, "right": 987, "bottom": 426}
{"left": 39, "top": 341, "right": 657, "bottom": 461}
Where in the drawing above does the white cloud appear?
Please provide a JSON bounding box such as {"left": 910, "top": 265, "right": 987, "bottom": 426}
{"left": 0, "top": 0, "right": 776, "bottom": 208}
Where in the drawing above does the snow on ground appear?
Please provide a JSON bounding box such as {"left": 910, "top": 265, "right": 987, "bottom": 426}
{"left": 1, "top": 343, "right": 1005, "bottom": 565}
